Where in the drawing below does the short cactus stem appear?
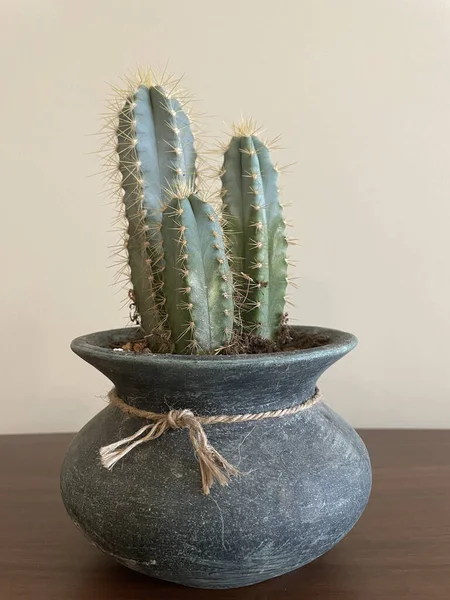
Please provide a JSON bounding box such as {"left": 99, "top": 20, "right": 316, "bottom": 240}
{"left": 161, "top": 191, "right": 233, "bottom": 353}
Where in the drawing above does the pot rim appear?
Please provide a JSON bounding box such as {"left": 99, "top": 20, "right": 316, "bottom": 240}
{"left": 71, "top": 325, "right": 357, "bottom": 366}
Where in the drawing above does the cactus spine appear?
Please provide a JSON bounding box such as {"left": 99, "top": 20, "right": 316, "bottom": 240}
{"left": 114, "top": 75, "right": 289, "bottom": 353}
{"left": 221, "top": 129, "right": 288, "bottom": 340}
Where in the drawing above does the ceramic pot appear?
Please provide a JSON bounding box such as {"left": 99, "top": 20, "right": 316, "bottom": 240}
{"left": 60, "top": 325, "right": 371, "bottom": 589}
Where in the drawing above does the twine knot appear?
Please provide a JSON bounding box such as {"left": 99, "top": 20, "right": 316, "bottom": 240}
{"left": 100, "top": 387, "right": 322, "bottom": 495}
{"left": 166, "top": 408, "right": 196, "bottom": 430}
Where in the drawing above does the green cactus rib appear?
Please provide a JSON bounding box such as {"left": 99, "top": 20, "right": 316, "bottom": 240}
{"left": 221, "top": 135, "right": 288, "bottom": 339}
{"left": 117, "top": 84, "right": 197, "bottom": 345}
{"left": 161, "top": 194, "right": 234, "bottom": 353}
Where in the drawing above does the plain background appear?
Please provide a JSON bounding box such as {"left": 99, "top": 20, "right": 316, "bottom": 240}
{"left": 1, "top": 0, "right": 450, "bottom": 433}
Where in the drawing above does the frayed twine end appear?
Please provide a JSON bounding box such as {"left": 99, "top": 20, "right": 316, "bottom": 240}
{"left": 100, "top": 387, "right": 321, "bottom": 494}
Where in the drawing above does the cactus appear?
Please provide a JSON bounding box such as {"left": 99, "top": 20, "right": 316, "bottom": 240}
{"left": 113, "top": 75, "right": 289, "bottom": 353}
{"left": 161, "top": 188, "right": 233, "bottom": 353}
{"left": 117, "top": 82, "right": 198, "bottom": 350}
{"left": 116, "top": 79, "right": 234, "bottom": 353}
{"left": 220, "top": 126, "right": 288, "bottom": 340}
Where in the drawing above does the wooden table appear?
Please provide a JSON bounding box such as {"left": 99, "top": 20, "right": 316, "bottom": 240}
{"left": 1, "top": 431, "right": 449, "bottom": 599}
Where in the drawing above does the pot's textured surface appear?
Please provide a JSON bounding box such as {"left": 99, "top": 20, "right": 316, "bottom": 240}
{"left": 60, "top": 326, "right": 371, "bottom": 589}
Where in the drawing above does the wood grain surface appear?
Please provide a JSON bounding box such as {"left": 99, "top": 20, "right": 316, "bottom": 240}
{"left": 0, "top": 430, "right": 449, "bottom": 599}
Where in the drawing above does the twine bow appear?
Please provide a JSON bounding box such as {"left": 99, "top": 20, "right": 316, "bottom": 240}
{"left": 100, "top": 406, "right": 240, "bottom": 495}
{"left": 100, "top": 387, "right": 322, "bottom": 494}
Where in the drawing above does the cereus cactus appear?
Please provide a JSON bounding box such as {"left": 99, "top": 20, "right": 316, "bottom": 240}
{"left": 116, "top": 82, "right": 197, "bottom": 351}
{"left": 220, "top": 124, "right": 288, "bottom": 341}
{"left": 111, "top": 74, "right": 290, "bottom": 354}
{"left": 160, "top": 189, "right": 234, "bottom": 353}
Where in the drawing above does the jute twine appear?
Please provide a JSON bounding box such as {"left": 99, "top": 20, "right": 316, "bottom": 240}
{"left": 101, "top": 387, "right": 322, "bottom": 495}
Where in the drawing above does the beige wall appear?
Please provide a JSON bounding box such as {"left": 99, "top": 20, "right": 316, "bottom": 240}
{"left": 2, "top": 0, "right": 450, "bottom": 433}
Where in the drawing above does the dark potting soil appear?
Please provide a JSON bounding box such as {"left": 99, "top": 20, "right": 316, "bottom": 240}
{"left": 110, "top": 318, "right": 331, "bottom": 356}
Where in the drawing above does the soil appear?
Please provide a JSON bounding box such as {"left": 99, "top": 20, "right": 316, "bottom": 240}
{"left": 111, "top": 315, "right": 331, "bottom": 356}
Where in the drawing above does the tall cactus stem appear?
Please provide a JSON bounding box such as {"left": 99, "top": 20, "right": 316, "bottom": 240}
{"left": 116, "top": 82, "right": 197, "bottom": 348}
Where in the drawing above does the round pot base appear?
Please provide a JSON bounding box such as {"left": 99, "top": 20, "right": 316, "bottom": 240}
{"left": 61, "top": 326, "right": 371, "bottom": 589}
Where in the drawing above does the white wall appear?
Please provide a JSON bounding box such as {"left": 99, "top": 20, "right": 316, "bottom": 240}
{"left": 2, "top": 0, "right": 450, "bottom": 433}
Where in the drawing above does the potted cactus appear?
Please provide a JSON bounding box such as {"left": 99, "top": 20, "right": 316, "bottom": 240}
{"left": 60, "top": 72, "right": 371, "bottom": 589}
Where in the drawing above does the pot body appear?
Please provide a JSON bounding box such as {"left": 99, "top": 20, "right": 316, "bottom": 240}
{"left": 61, "top": 326, "right": 371, "bottom": 589}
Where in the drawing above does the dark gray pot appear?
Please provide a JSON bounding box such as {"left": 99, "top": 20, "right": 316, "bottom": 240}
{"left": 60, "top": 325, "right": 371, "bottom": 589}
